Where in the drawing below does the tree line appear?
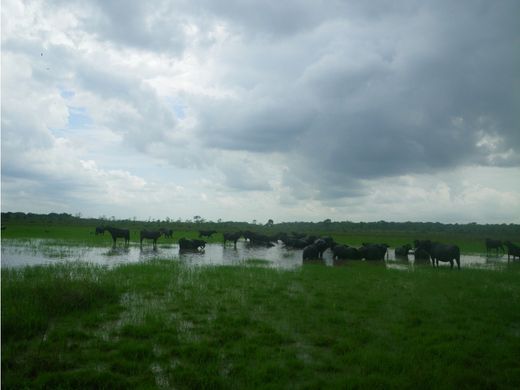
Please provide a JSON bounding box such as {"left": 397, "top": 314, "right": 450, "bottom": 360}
{"left": 2, "top": 212, "right": 519, "bottom": 238}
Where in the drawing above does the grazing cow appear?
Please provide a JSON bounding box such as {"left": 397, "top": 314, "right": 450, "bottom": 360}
{"left": 431, "top": 243, "right": 460, "bottom": 269}
{"left": 485, "top": 238, "right": 504, "bottom": 256}
{"left": 199, "top": 230, "right": 217, "bottom": 238}
{"left": 395, "top": 244, "right": 412, "bottom": 258}
{"left": 104, "top": 226, "right": 130, "bottom": 247}
{"left": 159, "top": 228, "right": 173, "bottom": 238}
{"left": 223, "top": 232, "right": 242, "bottom": 247}
{"left": 504, "top": 241, "right": 520, "bottom": 262}
{"left": 140, "top": 230, "right": 162, "bottom": 249}
{"left": 178, "top": 238, "right": 206, "bottom": 251}
{"left": 95, "top": 226, "right": 105, "bottom": 235}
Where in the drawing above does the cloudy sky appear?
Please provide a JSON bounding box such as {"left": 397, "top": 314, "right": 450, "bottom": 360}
{"left": 2, "top": 0, "right": 519, "bottom": 223}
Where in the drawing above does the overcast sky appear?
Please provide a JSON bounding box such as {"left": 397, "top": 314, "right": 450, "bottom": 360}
{"left": 2, "top": 0, "right": 520, "bottom": 223}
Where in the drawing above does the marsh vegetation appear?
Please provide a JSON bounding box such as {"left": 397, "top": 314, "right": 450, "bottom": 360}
{"left": 2, "top": 214, "right": 520, "bottom": 388}
{"left": 3, "top": 260, "right": 520, "bottom": 388}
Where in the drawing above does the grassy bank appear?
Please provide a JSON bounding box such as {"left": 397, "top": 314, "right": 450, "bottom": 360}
{"left": 2, "top": 260, "right": 520, "bottom": 388}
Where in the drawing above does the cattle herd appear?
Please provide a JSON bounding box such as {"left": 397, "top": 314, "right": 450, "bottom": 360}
{"left": 95, "top": 226, "right": 520, "bottom": 268}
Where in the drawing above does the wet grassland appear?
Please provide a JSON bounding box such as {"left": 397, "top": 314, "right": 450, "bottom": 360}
{"left": 2, "top": 221, "right": 520, "bottom": 388}
{"left": 3, "top": 258, "right": 520, "bottom": 388}
{"left": 1, "top": 222, "right": 510, "bottom": 254}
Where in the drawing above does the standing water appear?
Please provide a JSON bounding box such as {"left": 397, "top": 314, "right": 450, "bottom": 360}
{"left": 0, "top": 239, "right": 511, "bottom": 270}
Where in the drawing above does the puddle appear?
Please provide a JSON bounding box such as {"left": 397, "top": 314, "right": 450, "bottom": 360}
{"left": 0, "top": 239, "right": 511, "bottom": 270}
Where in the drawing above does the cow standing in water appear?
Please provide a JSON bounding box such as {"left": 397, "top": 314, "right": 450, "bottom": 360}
{"left": 504, "top": 241, "right": 520, "bottom": 262}
{"left": 140, "top": 230, "right": 162, "bottom": 249}
{"left": 485, "top": 238, "right": 504, "bottom": 256}
{"left": 104, "top": 226, "right": 130, "bottom": 247}
{"left": 223, "top": 232, "right": 242, "bottom": 248}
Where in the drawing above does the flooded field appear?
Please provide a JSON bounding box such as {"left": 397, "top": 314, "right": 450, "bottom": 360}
{"left": 0, "top": 238, "right": 510, "bottom": 270}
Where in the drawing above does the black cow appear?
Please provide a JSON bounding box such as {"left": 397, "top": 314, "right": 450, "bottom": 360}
{"left": 95, "top": 226, "right": 105, "bottom": 235}
{"left": 104, "top": 226, "right": 130, "bottom": 247}
{"left": 359, "top": 243, "right": 388, "bottom": 261}
{"left": 395, "top": 244, "right": 412, "bottom": 258}
{"left": 314, "top": 237, "right": 335, "bottom": 258}
{"left": 179, "top": 238, "right": 206, "bottom": 251}
{"left": 332, "top": 245, "right": 361, "bottom": 260}
{"left": 159, "top": 228, "right": 173, "bottom": 238}
{"left": 140, "top": 230, "right": 162, "bottom": 249}
{"left": 223, "top": 232, "right": 242, "bottom": 247}
{"left": 485, "top": 238, "right": 504, "bottom": 256}
{"left": 504, "top": 241, "right": 520, "bottom": 262}
{"left": 414, "top": 239, "right": 432, "bottom": 250}
{"left": 282, "top": 237, "right": 309, "bottom": 249}
{"left": 302, "top": 244, "right": 320, "bottom": 260}
{"left": 430, "top": 243, "right": 460, "bottom": 270}
{"left": 199, "top": 230, "right": 217, "bottom": 238}
{"left": 413, "top": 247, "right": 431, "bottom": 262}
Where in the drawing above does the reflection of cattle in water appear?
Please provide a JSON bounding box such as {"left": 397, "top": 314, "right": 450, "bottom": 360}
{"left": 104, "top": 227, "right": 130, "bottom": 247}
{"left": 223, "top": 232, "right": 242, "bottom": 248}
{"left": 140, "top": 230, "right": 162, "bottom": 249}
{"left": 485, "top": 238, "right": 504, "bottom": 256}
{"left": 159, "top": 228, "right": 173, "bottom": 238}
{"left": 179, "top": 238, "right": 206, "bottom": 251}
{"left": 95, "top": 226, "right": 105, "bottom": 235}
{"left": 504, "top": 241, "right": 520, "bottom": 262}
{"left": 199, "top": 230, "right": 217, "bottom": 238}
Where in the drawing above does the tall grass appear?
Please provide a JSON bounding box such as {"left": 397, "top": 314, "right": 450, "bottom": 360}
{"left": 1, "top": 263, "right": 119, "bottom": 340}
{"left": 3, "top": 260, "right": 520, "bottom": 388}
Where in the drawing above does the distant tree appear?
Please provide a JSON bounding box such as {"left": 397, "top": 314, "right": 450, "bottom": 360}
{"left": 323, "top": 218, "right": 332, "bottom": 224}
{"left": 252, "top": 219, "right": 257, "bottom": 225}
{"left": 266, "top": 219, "right": 274, "bottom": 227}
{"left": 217, "top": 218, "right": 222, "bottom": 223}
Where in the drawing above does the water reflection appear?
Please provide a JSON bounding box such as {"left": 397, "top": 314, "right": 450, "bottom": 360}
{"left": 0, "top": 239, "right": 513, "bottom": 270}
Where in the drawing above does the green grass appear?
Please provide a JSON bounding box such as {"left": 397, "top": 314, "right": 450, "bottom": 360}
{"left": 3, "top": 260, "right": 520, "bottom": 388}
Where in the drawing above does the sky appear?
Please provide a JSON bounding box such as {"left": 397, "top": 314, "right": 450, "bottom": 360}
{"left": 1, "top": 0, "right": 520, "bottom": 224}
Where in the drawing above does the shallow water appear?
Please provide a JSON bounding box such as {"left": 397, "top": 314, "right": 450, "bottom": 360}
{"left": 0, "top": 239, "right": 511, "bottom": 270}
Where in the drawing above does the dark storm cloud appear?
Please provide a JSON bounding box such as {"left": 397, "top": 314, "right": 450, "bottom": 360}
{"left": 182, "top": 0, "right": 520, "bottom": 198}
